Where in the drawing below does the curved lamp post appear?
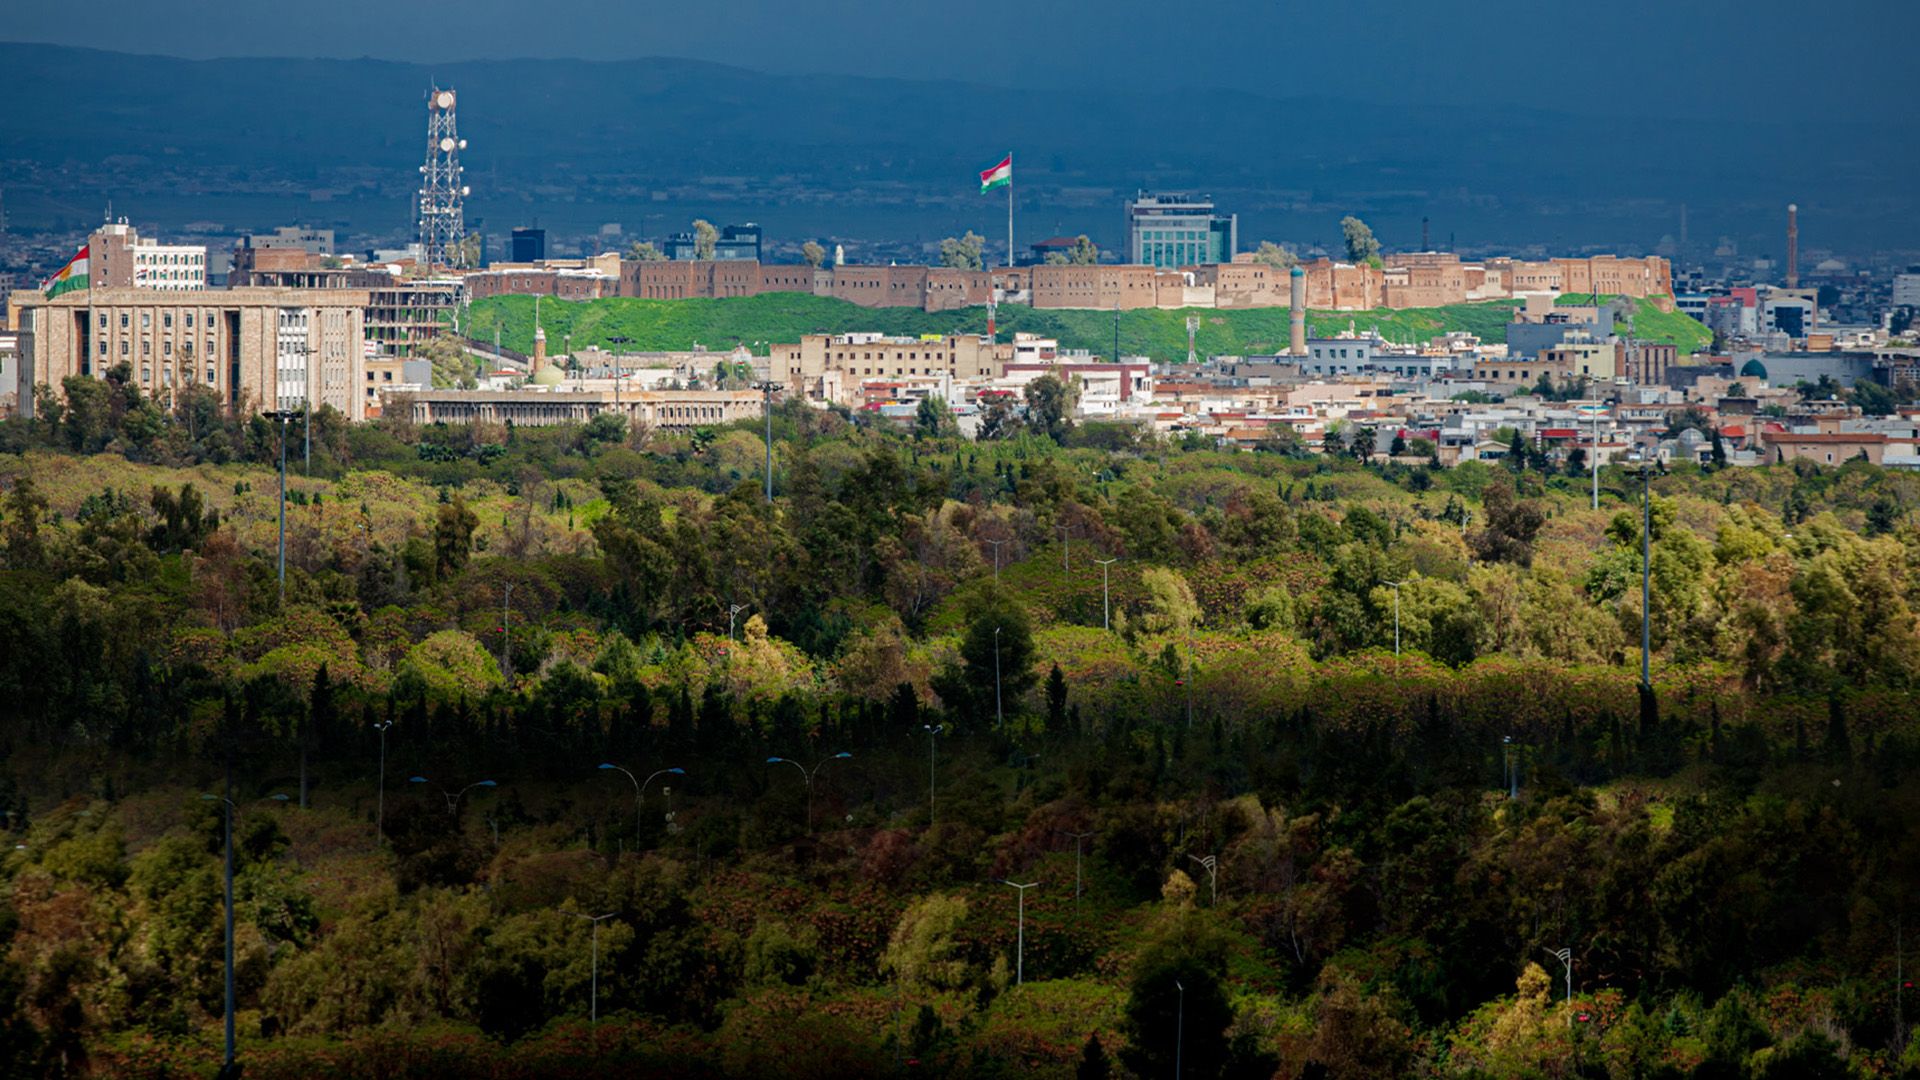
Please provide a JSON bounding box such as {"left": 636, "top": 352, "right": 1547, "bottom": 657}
{"left": 408, "top": 776, "right": 497, "bottom": 816}
{"left": 201, "top": 792, "right": 288, "bottom": 1075}
{"left": 766, "top": 752, "right": 852, "bottom": 833}
{"left": 597, "top": 763, "right": 685, "bottom": 837}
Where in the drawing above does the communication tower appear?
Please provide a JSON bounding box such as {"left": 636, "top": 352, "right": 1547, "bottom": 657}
{"left": 416, "top": 88, "right": 469, "bottom": 267}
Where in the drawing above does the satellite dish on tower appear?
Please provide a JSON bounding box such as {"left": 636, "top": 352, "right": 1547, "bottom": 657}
{"left": 435, "top": 90, "right": 455, "bottom": 109}
{"left": 439, "top": 137, "right": 456, "bottom": 152}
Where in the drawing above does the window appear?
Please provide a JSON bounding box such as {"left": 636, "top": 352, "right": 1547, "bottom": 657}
{"left": 141, "top": 313, "right": 151, "bottom": 328}
{"left": 120, "top": 313, "right": 129, "bottom": 328}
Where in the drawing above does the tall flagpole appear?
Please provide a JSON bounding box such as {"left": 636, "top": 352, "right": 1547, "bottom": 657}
{"left": 1006, "top": 151, "right": 1014, "bottom": 282}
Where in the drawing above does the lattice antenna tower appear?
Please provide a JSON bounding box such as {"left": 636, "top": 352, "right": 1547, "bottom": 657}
{"left": 416, "top": 87, "right": 469, "bottom": 267}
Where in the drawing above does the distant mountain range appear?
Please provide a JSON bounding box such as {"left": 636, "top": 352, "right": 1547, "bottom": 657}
{"left": 2, "top": 42, "right": 1913, "bottom": 256}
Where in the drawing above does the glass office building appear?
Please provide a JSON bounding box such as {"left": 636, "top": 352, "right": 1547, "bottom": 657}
{"left": 1126, "top": 192, "right": 1237, "bottom": 268}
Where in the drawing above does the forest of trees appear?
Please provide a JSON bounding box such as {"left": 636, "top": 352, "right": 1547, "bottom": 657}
{"left": 0, "top": 367, "right": 1917, "bottom": 1077}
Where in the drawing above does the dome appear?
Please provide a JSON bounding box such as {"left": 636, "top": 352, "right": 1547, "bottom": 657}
{"left": 531, "top": 364, "right": 564, "bottom": 387}
{"left": 1738, "top": 358, "right": 1768, "bottom": 380}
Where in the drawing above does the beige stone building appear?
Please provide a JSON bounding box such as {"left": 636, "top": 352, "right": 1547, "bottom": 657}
{"left": 404, "top": 387, "right": 762, "bottom": 430}
{"left": 767, "top": 333, "right": 1003, "bottom": 399}
{"left": 17, "top": 287, "right": 371, "bottom": 420}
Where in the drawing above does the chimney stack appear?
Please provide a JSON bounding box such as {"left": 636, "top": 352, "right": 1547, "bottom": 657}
{"left": 1289, "top": 266, "right": 1307, "bottom": 356}
{"left": 1786, "top": 203, "right": 1799, "bottom": 289}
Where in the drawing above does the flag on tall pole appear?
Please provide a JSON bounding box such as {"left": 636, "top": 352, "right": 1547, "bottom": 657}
{"left": 41, "top": 244, "right": 90, "bottom": 299}
{"left": 979, "top": 153, "right": 1013, "bottom": 349}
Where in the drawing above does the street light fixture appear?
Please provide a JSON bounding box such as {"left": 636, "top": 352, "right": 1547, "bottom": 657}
{"left": 597, "top": 763, "right": 685, "bottom": 838}
{"left": 993, "top": 626, "right": 1004, "bottom": 728}
{"left": 201, "top": 791, "right": 288, "bottom": 1075}
{"left": 260, "top": 408, "right": 304, "bottom": 606}
{"left": 1003, "top": 879, "right": 1039, "bottom": 985}
{"left": 1625, "top": 454, "right": 1661, "bottom": 690}
{"left": 755, "top": 381, "right": 781, "bottom": 504}
{"left": 1188, "top": 853, "right": 1218, "bottom": 906}
{"left": 570, "top": 910, "right": 619, "bottom": 1024}
{"left": 1503, "top": 736, "right": 1517, "bottom": 800}
{"left": 1063, "top": 830, "right": 1095, "bottom": 912}
{"left": 728, "top": 603, "right": 748, "bottom": 641}
{"left": 921, "top": 725, "right": 943, "bottom": 823}
{"left": 1386, "top": 579, "right": 1406, "bottom": 658}
{"left": 408, "top": 776, "right": 498, "bottom": 816}
{"left": 1056, "top": 523, "right": 1073, "bottom": 571}
{"left": 1175, "top": 979, "right": 1186, "bottom": 1079}
{"left": 766, "top": 752, "right": 852, "bottom": 833}
{"left": 984, "top": 537, "right": 1008, "bottom": 581}
{"left": 1546, "top": 946, "right": 1574, "bottom": 1014}
{"left": 1095, "top": 557, "right": 1118, "bottom": 631}
{"left": 373, "top": 720, "right": 395, "bottom": 847}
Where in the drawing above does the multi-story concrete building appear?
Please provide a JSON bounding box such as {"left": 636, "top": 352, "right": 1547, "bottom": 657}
{"left": 403, "top": 387, "right": 763, "bottom": 429}
{"left": 248, "top": 227, "right": 335, "bottom": 256}
{"left": 91, "top": 221, "right": 206, "bottom": 291}
{"left": 17, "top": 286, "right": 371, "bottom": 419}
{"left": 768, "top": 332, "right": 1003, "bottom": 402}
{"left": 509, "top": 228, "right": 546, "bottom": 264}
{"left": 665, "top": 223, "right": 762, "bottom": 262}
{"left": 1126, "top": 192, "right": 1236, "bottom": 268}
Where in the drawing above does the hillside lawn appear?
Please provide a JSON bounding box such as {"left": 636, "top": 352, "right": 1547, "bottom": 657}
{"left": 464, "top": 291, "right": 1709, "bottom": 364}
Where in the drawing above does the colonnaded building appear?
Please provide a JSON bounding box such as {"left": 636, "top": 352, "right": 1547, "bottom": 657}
{"left": 15, "top": 287, "right": 372, "bottom": 420}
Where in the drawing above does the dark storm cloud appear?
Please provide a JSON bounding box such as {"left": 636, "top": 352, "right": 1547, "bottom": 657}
{"left": 9, "top": 0, "right": 1916, "bottom": 121}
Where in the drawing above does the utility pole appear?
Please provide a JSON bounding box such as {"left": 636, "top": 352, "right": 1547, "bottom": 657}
{"left": 1188, "top": 853, "right": 1218, "bottom": 906}
{"left": 1056, "top": 523, "right": 1072, "bottom": 572}
{"left": 922, "top": 724, "right": 943, "bottom": 822}
{"left": 501, "top": 583, "right": 514, "bottom": 682}
{"left": 986, "top": 538, "right": 1007, "bottom": 581}
{"left": 993, "top": 626, "right": 1004, "bottom": 728}
{"left": 571, "top": 911, "right": 618, "bottom": 1024}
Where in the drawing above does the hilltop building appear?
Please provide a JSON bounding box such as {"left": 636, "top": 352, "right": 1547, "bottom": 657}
{"left": 1126, "top": 192, "right": 1236, "bottom": 268}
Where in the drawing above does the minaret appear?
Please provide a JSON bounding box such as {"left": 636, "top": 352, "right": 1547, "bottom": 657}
{"left": 531, "top": 296, "right": 546, "bottom": 377}
{"left": 1786, "top": 203, "right": 1799, "bottom": 289}
{"left": 1289, "top": 266, "right": 1307, "bottom": 356}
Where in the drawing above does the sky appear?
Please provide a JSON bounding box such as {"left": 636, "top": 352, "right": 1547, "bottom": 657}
{"left": 12, "top": 0, "right": 1918, "bottom": 123}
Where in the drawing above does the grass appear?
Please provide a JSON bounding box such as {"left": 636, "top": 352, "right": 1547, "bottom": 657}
{"left": 1557, "top": 293, "right": 1713, "bottom": 354}
{"left": 465, "top": 293, "right": 1530, "bottom": 363}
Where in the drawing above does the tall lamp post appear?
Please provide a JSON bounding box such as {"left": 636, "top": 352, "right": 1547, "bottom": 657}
{"left": 728, "top": 603, "right": 748, "bottom": 641}
{"left": 1188, "top": 853, "right": 1218, "bottom": 906}
{"left": 1386, "top": 579, "right": 1406, "bottom": 658}
{"left": 201, "top": 791, "right": 289, "bottom": 1076}
{"left": 1174, "top": 979, "right": 1186, "bottom": 1080}
{"left": 260, "top": 409, "right": 301, "bottom": 605}
{"left": 766, "top": 752, "right": 852, "bottom": 833}
{"left": 755, "top": 380, "right": 780, "bottom": 504}
{"left": 1546, "top": 946, "right": 1574, "bottom": 1012}
{"left": 985, "top": 537, "right": 1008, "bottom": 581}
{"left": 1503, "top": 735, "right": 1517, "bottom": 800}
{"left": 408, "top": 776, "right": 498, "bottom": 816}
{"left": 1056, "top": 523, "right": 1073, "bottom": 572}
{"left": 1095, "top": 557, "right": 1117, "bottom": 631}
{"left": 570, "top": 910, "right": 618, "bottom": 1024}
{"left": 1627, "top": 456, "right": 1658, "bottom": 690}
{"left": 597, "top": 763, "right": 684, "bottom": 838}
{"left": 921, "top": 724, "right": 943, "bottom": 823}
{"left": 993, "top": 626, "right": 1004, "bottom": 728}
{"left": 1004, "top": 879, "right": 1039, "bottom": 985}
{"left": 1064, "top": 830, "right": 1095, "bottom": 912}
{"left": 373, "top": 719, "right": 394, "bottom": 847}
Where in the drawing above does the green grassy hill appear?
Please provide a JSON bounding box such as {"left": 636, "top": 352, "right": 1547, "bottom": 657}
{"left": 463, "top": 290, "right": 1708, "bottom": 363}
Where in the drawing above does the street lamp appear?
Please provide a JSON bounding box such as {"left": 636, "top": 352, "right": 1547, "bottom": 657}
{"left": 1386, "top": 579, "right": 1406, "bottom": 658}
{"left": 1503, "top": 736, "right": 1517, "bottom": 800}
{"left": 1003, "top": 879, "right": 1039, "bottom": 985}
{"left": 597, "top": 763, "right": 684, "bottom": 838}
{"left": 570, "top": 910, "right": 618, "bottom": 1024}
{"left": 1546, "top": 946, "right": 1574, "bottom": 1013}
{"left": 1175, "top": 979, "right": 1186, "bottom": 1080}
{"left": 766, "top": 752, "right": 852, "bottom": 833}
{"left": 728, "top": 603, "right": 748, "bottom": 641}
{"left": 373, "top": 720, "right": 394, "bottom": 847}
{"left": 985, "top": 537, "right": 1008, "bottom": 581}
{"left": 1095, "top": 558, "right": 1117, "bottom": 631}
{"left": 1188, "top": 853, "right": 1218, "bottom": 906}
{"left": 201, "top": 792, "right": 288, "bottom": 1075}
{"left": 260, "top": 408, "right": 303, "bottom": 605}
{"left": 408, "top": 776, "right": 498, "bottom": 816}
{"left": 993, "top": 626, "right": 1004, "bottom": 728}
{"left": 1626, "top": 456, "right": 1659, "bottom": 690}
{"left": 1063, "top": 830, "right": 1095, "bottom": 912}
{"left": 921, "top": 724, "right": 943, "bottom": 823}
{"left": 1056, "top": 523, "right": 1073, "bottom": 572}
{"left": 755, "top": 381, "right": 781, "bottom": 504}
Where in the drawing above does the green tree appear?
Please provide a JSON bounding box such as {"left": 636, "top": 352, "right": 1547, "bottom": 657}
{"left": 1340, "top": 215, "right": 1381, "bottom": 264}
{"left": 434, "top": 496, "right": 479, "bottom": 578}
{"left": 939, "top": 231, "right": 986, "bottom": 271}
{"left": 693, "top": 219, "right": 718, "bottom": 260}
{"left": 2, "top": 477, "right": 49, "bottom": 570}
{"left": 801, "top": 240, "right": 827, "bottom": 268}
{"left": 626, "top": 241, "right": 666, "bottom": 262}
{"left": 1068, "top": 235, "right": 1100, "bottom": 265}
{"left": 914, "top": 395, "right": 958, "bottom": 439}
{"left": 958, "top": 590, "right": 1036, "bottom": 721}
{"left": 1024, "top": 374, "right": 1075, "bottom": 443}
{"left": 1121, "top": 913, "right": 1234, "bottom": 1079}
{"left": 1252, "top": 240, "right": 1298, "bottom": 270}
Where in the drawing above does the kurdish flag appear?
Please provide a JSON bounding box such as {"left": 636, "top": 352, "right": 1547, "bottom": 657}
{"left": 42, "top": 244, "right": 90, "bottom": 299}
{"left": 979, "top": 153, "right": 1012, "bottom": 193}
